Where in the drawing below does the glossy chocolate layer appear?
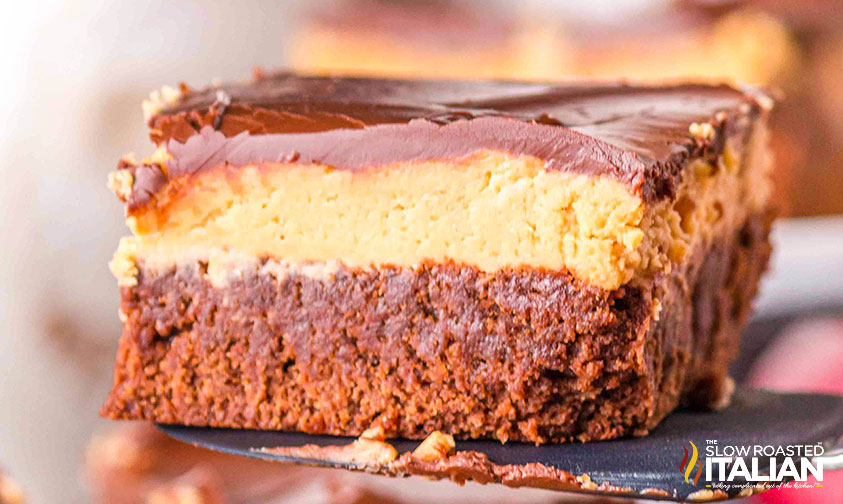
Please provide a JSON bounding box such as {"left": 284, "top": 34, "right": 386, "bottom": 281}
{"left": 128, "top": 74, "right": 767, "bottom": 209}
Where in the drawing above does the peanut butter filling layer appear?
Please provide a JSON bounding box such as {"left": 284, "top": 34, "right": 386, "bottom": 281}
{"left": 111, "top": 130, "right": 768, "bottom": 290}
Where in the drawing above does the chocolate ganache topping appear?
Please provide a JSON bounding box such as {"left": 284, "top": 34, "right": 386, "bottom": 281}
{"left": 125, "top": 73, "right": 769, "bottom": 210}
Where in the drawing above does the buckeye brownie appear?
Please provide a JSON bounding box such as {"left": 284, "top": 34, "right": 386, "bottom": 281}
{"left": 102, "top": 73, "right": 775, "bottom": 443}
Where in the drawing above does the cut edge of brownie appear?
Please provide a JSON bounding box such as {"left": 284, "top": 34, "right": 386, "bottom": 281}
{"left": 101, "top": 207, "right": 771, "bottom": 443}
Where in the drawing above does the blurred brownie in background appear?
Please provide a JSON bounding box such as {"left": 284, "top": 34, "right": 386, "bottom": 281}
{"left": 288, "top": 0, "right": 565, "bottom": 80}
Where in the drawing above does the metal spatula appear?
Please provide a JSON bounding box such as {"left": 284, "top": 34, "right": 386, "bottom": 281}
{"left": 158, "top": 388, "right": 843, "bottom": 502}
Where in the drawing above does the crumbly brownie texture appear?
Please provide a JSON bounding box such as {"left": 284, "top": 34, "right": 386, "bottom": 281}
{"left": 103, "top": 74, "right": 775, "bottom": 443}
{"left": 102, "top": 209, "right": 770, "bottom": 443}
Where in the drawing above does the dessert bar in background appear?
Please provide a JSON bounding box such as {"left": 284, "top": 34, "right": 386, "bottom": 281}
{"left": 288, "top": 0, "right": 563, "bottom": 80}
{"left": 102, "top": 73, "right": 775, "bottom": 443}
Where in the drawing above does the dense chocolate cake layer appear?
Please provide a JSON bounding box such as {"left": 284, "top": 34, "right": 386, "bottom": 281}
{"left": 132, "top": 74, "right": 768, "bottom": 209}
{"left": 102, "top": 211, "right": 771, "bottom": 443}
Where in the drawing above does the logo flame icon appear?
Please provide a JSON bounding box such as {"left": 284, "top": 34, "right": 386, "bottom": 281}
{"left": 679, "top": 441, "right": 703, "bottom": 486}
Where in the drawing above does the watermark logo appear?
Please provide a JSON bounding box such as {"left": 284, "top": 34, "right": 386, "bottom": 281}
{"left": 705, "top": 440, "right": 824, "bottom": 486}
{"left": 678, "top": 439, "right": 826, "bottom": 491}
{"left": 680, "top": 441, "right": 703, "bottom": 486}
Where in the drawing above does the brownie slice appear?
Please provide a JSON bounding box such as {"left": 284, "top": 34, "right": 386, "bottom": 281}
{"left": 102, "top": 73, "right": 774, "bottom": 443}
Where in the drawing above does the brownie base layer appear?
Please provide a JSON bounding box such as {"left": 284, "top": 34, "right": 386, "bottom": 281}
{"left": 102, "top": 212, "right": 771, "bottom": 444}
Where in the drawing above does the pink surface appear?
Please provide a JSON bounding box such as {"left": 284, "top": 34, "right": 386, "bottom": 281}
{"left": 746, "top": 318, "right": 843, "bottom": 503}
